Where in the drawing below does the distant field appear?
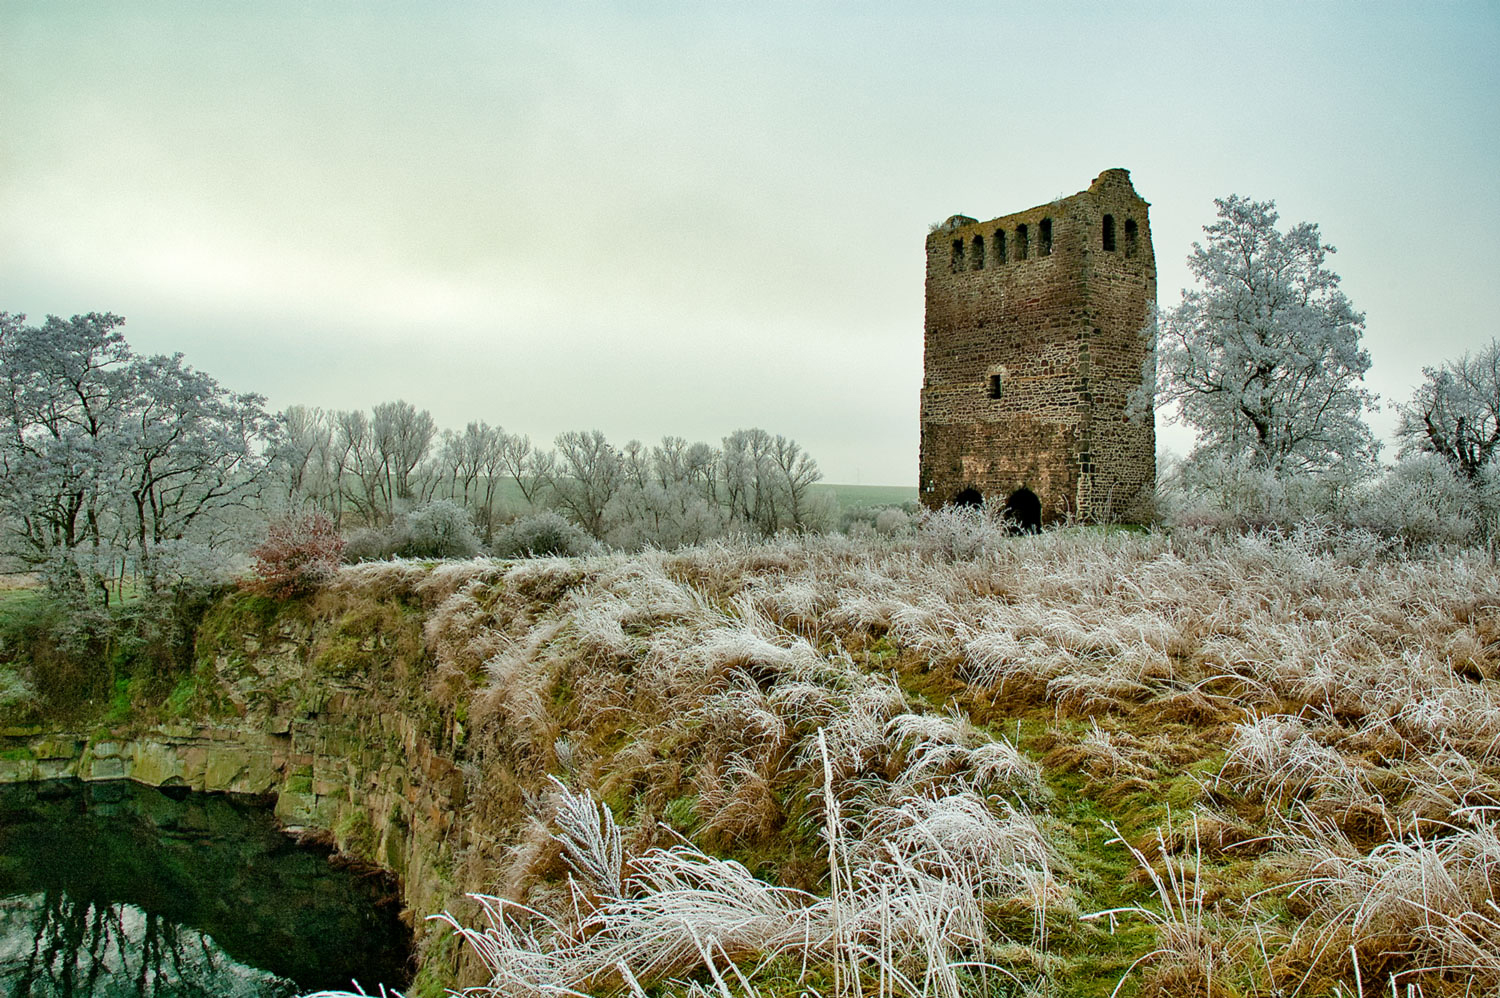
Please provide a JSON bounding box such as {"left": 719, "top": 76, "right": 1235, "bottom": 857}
{"left": 815, "top": 483, "right": 918, "bottom": 511}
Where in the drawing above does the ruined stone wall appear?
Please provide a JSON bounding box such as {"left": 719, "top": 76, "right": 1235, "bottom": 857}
{"left": 919, "top": 168, "right": 1156, "bottom": 522}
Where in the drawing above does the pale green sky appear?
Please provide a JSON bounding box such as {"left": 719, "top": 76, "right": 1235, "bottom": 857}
{"left": 4, "top": 2, "right": 1498, "bottom": 484}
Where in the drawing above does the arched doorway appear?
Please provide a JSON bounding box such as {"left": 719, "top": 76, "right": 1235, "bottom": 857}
{"left": 952, "top": 487, "right": 983, "bottom": 509}
{"left": 1003, "top": 487, "right": 1041, "bottom": 533}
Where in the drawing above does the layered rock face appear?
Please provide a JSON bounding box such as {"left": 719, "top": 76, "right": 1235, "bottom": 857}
{"left": 0, "top": 577, "right": 483, "bottom": 989}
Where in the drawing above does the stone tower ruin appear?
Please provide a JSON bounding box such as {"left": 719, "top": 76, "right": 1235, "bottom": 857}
{"left": 919, "top": 168, "right": 1156, "bottom": 526}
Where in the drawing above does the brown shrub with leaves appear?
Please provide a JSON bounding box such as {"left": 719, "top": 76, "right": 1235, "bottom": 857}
{"left": 247, "top": 510, "right": 345, "bottom": 598}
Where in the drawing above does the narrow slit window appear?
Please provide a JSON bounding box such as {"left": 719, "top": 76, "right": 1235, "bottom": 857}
{"left": 994, "top": 229, "right": 1007, "bottom": 264}
{"left": 1102, "top": 214, "right": 1116, "bottom": 251}
{"left": 971, "top": 234, "right": 985, "bottom": 270}
{"left": 1039, "top": 218, "right": 1052, "bottom": 256}
{"left": 987, "top": 373, "right": 1002, "bottom": 399}
{"left": 1124, "top": 219, "right": 1138, "bottom": 258}
{"left": 951, "top": 238, "right": 965, "bottom": 272}
{"left": 1016, "top": 223, "right": 1029, "bottom": 260}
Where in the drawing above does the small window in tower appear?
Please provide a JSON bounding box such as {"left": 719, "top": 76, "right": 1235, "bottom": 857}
{"left": 987, "top": 373, "right": 1002, "bottom": 399}
{"left": 971, "top": 234, "right": 985, "bottom": 270}
{"left": 1016, "top": 224, "right": 1029, "bottom": 260}
{"left": 1124, "top": 218, "right": 1138, "bottom": 258}
{"left": 951, "top": 238, "right": 965, "bottom": 273}
{"left": 994, "top": 228, "right": 1007, "bottom": 264}
{"left": 1039, "top": 218, "right": 1052, "bottom": 256}
{"left": 1102, "top": 214, "right": 1116, "bottom": 251}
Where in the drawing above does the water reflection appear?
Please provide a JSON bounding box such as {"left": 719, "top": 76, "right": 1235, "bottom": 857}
{"left": 0, "top": 781, "right": 411, "bottom": 996}
{"left": 0, "top": 892, "right": 295, "bottom": 996}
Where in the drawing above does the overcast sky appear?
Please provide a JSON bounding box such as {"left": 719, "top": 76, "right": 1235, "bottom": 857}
{"left": 4, "top": 2, "right": 1498, "bottom": 485}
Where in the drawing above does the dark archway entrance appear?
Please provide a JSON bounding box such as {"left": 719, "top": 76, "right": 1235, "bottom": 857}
{"left": 952, "top": 487, "right": 983, "bottom": 509}
{"left": 1003, "top": 487, "right": 1041, "bottom": 533}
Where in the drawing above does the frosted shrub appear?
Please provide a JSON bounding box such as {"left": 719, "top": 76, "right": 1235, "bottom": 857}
{"left": 400, "top": 499, "right": 482, "bottom": 559}
{"left": 1473, "top": 461, "right": 1500, "bottom": 542}
{"left": 604, "top": 482, "right": 726, "bottom": 550}
{"left": 913, "top": 505, "right": 1009, "bottom": 560}
{"left": 0, "top": 667, "right": 37, "bottom": 710}
{"left": 341, "top": 524, "right": 405, "bottom": 563}
{"left": 1162, "top": 453, "right": 1354, "bottom": 532}
{"left": 492, "top": 511, "right": 596, "bottom": 558}
{"left": 1352, "top": 453, "right": 1477, "bottom": 547}
{"left": 873, "top": 507, "right": 913, "bottom": 537}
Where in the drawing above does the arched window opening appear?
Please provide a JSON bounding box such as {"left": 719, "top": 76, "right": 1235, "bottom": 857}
{"left": 1102, "top": 214, "right": 1116, "bottom": 251}
{"left": 950, "top": 238, "right": 965, "bottom": 273}
{"left": 1039, "top": 218, "right": 1053, "bottom": 256}
{"left": 1016, "top": 224, "right": 1029, "bottom": 260}
{"left": 1003, "top": 487, "right": 1041, "bottom": 533}
{"left": 952, "top": 487, "right": 983, "bottom": 509}
{"left": 994, "top": 229, "right": 1007, "bottom": 264}
{"left": 1124, "top": 218, "right": 1138, "bottom": 258}
{"left": 987, "top": 372, "right": 1002, "bottom": 399}
{"left": 971, "top": 234, "right": 985, "bottom": 270}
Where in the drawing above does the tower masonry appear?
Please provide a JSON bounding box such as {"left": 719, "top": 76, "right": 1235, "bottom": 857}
{"left": 919, "top": 168, "right": 1156, "bottom": 525}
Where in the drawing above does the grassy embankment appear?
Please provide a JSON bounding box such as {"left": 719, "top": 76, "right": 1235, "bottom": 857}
{"left": 5, "top": 515, "right": 1497, "bottom": 998}
{"left": 301, "top": 519, "right": 1500, "bottom": 998}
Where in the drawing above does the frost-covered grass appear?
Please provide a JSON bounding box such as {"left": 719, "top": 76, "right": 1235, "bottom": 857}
{"left": 305, "top": 514, "right": 1500, "bottom": 997}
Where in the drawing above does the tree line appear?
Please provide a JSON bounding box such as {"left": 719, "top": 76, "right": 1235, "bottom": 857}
{"left": 0, "top": 311, "right": 827, "bottom": 607}
{"left": 272, "top": 407, "right": 828, "bottom": 552}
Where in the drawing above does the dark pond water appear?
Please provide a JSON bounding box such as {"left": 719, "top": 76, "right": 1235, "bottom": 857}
{"left": 0, "top": 780, "right": 412, "bottom": 997}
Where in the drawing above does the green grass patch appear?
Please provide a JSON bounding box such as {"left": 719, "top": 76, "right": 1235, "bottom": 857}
{"left": 814, "top": 482, "right": 917, "bottom": 511}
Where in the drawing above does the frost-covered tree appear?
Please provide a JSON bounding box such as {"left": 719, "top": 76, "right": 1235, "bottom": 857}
{"left": 721, "top": 427, "right": 776, "bottom": 532}
{"left": 1155, "top": 196, "right": 1378, "bottom": 473}
{"left": 604, "top": 436, "right": 726, "bottom": 549}
{"left": 543, "top": 430, "right": 622, "bottom": 538}
{"left": 327, "top": 400, "right": 437, "bottom": 526}
{"left": 118, "top": 351, "right": 273, "bottom": 589}
{"left": 0, "top": 312, "right": 133, "bottom": 599}
{"left": 435, "top": 421, "right": 513, "bottom": 544}
{"left": 496, "top": 429, "right": 547, "bottom": 510}
{"left": 371, "top": 399, "right": 437, "bottom": 505}
{"left": 768, "top": 433, "right": 823, "bottom": 529}
{"left": 332, "top": 408, "right": 383, "bottom": 526}
{"left": 0, "top": 312, "right": 271, "bottom": 601}
{"left": 1396, "top": 337, "right": 1500, "bottom": 481}
{"left": 271, "top": 405, "right": 337, "bottom": 511}
{"left": 721, "top": 428, "right": 826, "bottom": 536}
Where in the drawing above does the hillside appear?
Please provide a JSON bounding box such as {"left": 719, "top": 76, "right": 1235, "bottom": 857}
{"left": 6, "top": 516, "right": 1498, "bottom": 997}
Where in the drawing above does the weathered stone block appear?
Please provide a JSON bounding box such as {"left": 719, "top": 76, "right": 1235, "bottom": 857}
{"left": 84, "top": 755, "right": 128, "bottom": 780}
{"left": 203, "top": 747, "right": 250, "bottom": 791}
{"left": 0, "top": 758, "right": 40, "bottom": 782}
{"left": 239, "top": 752, "right": 280, "bottom": 795}
{"left": 37, "top": 759, "right": 75, "bottom": 779}
{"left": 275, "top": 789, "right": 319, "bottom": 824}
{"left": 131, "top": 742, "right": 186, "bottom": 786}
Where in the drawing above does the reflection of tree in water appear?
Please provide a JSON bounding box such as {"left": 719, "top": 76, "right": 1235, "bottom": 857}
{"left": 1, "top": 890, "right": 297, "bottom": 997}
{"left": 0, "top": 781, "right": 410, "bottom": 996}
